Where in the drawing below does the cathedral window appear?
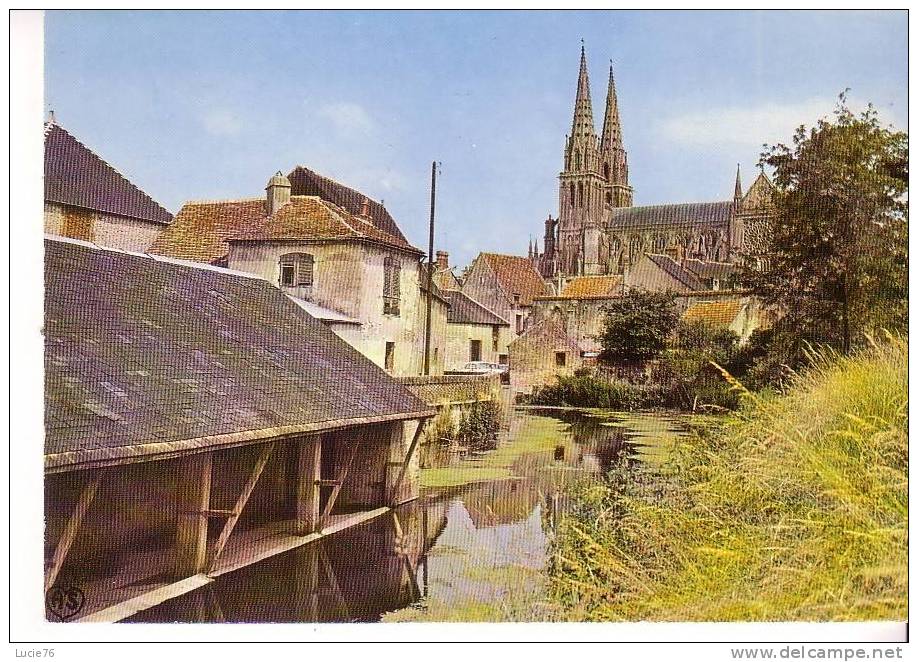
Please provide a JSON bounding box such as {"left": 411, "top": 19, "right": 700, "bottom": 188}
{"left": 569, "top": 183, "right": 575, "bottom": 207}
{"left": 575, "top": 150, "right": 582, "bottom": 169}
{"left": 603, "top": 163, "right": 610, "bottom": 180}
{"left": 577, "top": 182, "right": 584, "bottom": 208}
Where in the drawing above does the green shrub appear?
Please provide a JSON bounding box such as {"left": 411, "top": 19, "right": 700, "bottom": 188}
{"left": 457, "top": 400, "right": 502, "bottom": 451}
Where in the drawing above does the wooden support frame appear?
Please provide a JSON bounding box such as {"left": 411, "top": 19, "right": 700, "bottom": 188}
{"left": 318, "top": 436, "right": 361, "bottom": 529}
{"left": 45, "top": 470, "right": 104, "bottom": 593}
{"left": 174, "top": 452, "right": 213, "bottom": 578}
{"left": 388, "top": 421, "right": 426, "bottom": 505}
{"left": 295, "top": 435, "right": 322, "bottom": 535}
{"left": 207, "top": 442, "right": 276, "bottom": 571}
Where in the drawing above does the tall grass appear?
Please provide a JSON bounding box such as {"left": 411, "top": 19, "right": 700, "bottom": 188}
{"left": 548, "top": 336, "right": 908, "bottom": 621}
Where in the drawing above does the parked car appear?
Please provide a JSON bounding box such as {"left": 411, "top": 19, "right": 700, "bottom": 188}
{"left": 461, "top": 361, "right": 508, "bottom": 376}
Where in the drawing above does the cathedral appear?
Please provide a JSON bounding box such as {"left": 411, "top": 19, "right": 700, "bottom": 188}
{"left": 532, "top": 46, "right": 773, "bottom": 281}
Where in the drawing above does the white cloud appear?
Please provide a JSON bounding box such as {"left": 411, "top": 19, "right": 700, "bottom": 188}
{"left": 202, "top": 109, "right": 243, "bottom": 136}
{"left": 316, "top": 101, "right": 375, "bottom": 136}
{"left": 660, "top": 97, "right": 903, "bottom": 152}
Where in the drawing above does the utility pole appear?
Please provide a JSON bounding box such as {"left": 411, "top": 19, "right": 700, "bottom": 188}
{"left": 423, "top": 161, "right": 438, "bottom": 376}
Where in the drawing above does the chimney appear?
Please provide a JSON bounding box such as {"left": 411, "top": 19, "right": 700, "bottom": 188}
{"left": 265, "top": 171, "right": 291, "bottom": 215}
{"left": 436, "top": 250, "right": 449, "bottom": 270}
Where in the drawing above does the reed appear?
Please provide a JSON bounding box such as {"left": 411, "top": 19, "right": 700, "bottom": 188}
{"left": 547, "top": 335, "right": 908, "bottom": 621}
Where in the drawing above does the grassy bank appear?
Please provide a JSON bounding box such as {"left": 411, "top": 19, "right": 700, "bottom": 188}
{"left": 548, "top": 337, "right": 908, "bottom": 621}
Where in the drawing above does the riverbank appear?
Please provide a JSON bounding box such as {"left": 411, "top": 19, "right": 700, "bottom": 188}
{"left": 547, "top": 337, "right": 908, "bottom": 621}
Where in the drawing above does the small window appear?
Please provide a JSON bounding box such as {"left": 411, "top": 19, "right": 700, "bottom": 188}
{"left": 470, "top": 339, "right": 482, "bottom": 362}
{"left": 498, "top": 354, "right": 508, "bottom": 365}
{"left": 279, "top": 253, "right": 314, "bottom": 288}
{"left": 512, "top": 293, "right": 521, "bottom": 306}
{"left": 280, "top": 262, "right": 296, "bottom": 287}
{"left": 515, "top": 314, "right": 523, "bottom": 335}
{"left": 385, "top": 342, "right": 395, "bottom": 372}
{"left": 555, "top": 352, "right": 567, "bottom": 367}
{"left": 383, "top": 256, "right": 401, "bottom": 316}
{"left": 492, "top": 326, "right": 499, "bottom": 352}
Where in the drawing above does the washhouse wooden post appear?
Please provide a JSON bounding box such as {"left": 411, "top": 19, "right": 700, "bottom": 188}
{"left": 295, "top": 435, "right": 322, "bottom": 535}
{"left": 173, "top": 451, "right": 213, "bottom": 578}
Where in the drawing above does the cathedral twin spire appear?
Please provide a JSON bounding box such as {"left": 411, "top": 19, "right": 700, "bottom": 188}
{"left": 564, "top": 44, "right": 632, "bottom": 209}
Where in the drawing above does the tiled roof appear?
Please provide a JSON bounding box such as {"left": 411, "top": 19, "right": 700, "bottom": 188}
{"left": 288, "top": 166, "right": 407, "bottom": 242}
{"left": 681, "top": 299, "right": 746, "bottom": 328}
{"left": 444, "top": 291, "right": 509, "bottom": 326}
{"left": 432, "top": 266, "right": 462, "bottom": 292}
{"left": 44, "top": 123, "right": 173, "bottom": 225}
{"left": 509, "top": 314, "right": 581, "bottom": 350}
{"left": 645, "top": 254, "right": 704, "bottom": 291}
{"left": 235, "top": 196, "right": 420, "bottom": 252}
{"left": 557, "top": 275, "right": 623, "bottom": 299}
{"left": 149, "top": 198, "right": 264, "bottom": 263}
{"left": 44, "top": 237, "right": 431, "bottom": 471}
{"left": 610, "top": 200, "right": 733, "bottom": 229}
{"left": 150, "top": 196, "right": 419, "bottom": 264}
{"left": 478, "top": 253, "right": 550, "bottom": 306}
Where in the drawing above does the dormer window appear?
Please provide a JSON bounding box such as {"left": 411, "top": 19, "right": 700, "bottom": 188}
{"left": 279, "top": 253, "right": 314, "bottom": 288}
{"left": 512, "top": 292, "right": 521, "bottom": 306}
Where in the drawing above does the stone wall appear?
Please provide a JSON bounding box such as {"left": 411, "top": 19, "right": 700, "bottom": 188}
{"left": 228, "top": 240, "right": 440, "bottom": 376}
{"left": 443, "top": 322, "right": 511, "bottom": 370}
{"left": 44, "top": 202, "right": 165, "bottom": 252}
{"left": 508, "top": 318, "right": 584, "bottom": 395}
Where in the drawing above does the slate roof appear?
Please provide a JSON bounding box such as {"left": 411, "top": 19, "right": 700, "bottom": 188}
{"left": 150, "top": 195, "right": 419, "bottom": 264}
{"left": 682, "top": 258, "right": 737, "bottom": 281}
{"left": 44, "top": 238, "right": 432, "bottom": 472}
{"left": 444, "top": 291, "right": 509, "bottom": 326}
{"left": 44, "top": 122, "right": 173, "bottom": 226}
{"left": 610, "top": 200, "right": 733, "bottom": 229}
{"left": 645, "top": 254, "right": 704, "bottom": 291}
{"left": 477, "top": 253, "right": 550, "bottom": 306}
{"left": 556, "top": 275, "right": 623, "bottom": 299}
{"left": 288, "top": 166, "right": 406, "bottom": 242}
{"left": 681, "top": 299, "right": 746, "bottom": 328}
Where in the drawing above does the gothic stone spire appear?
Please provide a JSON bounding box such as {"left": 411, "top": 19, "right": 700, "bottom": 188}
{"left": 570, "top": 43, "right": 596, "bottom": 142}
{"left": 600, "top": 61, "right": 623, "bottom": 151}
{"left": 734, "top": 163, "right": 743, "bottom": 207}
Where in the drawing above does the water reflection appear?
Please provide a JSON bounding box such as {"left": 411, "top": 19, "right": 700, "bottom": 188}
{"left": 128, "top": 409, "right": 687, "bottom": 623}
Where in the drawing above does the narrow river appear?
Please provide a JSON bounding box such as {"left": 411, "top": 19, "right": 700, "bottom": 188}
{"left": 127, "top": 407, "right": 689, "bottom": 623}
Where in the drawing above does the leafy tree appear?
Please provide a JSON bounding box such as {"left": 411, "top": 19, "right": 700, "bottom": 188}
{"left": 598, "top": 290, "right": 679, "bottom": 364}
{"left": 747, "top": 94, "right": 907, "bottom": 355}
{"left": 673, "top": 319, "right": 739, "bottom": 363}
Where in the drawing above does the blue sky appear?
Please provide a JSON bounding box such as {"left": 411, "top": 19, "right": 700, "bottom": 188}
{"left": 45, "top": 10, "right": 907, "bottom": 268}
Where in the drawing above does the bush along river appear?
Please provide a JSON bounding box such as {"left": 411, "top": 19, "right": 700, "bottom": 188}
{"left": 126, "top": 406, "right": 690, "bottom": 623}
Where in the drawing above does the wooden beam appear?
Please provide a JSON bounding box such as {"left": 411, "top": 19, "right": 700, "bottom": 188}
{"left": 295, "top": 436, "right": 322, "bottom": 535}
{"left": 173, "top": 452, "right": 213, "bottom": 579}
{"left": 388, "top": 421, "right": 426, "bottom": 505}
{"left": 207, "top": 442, "right": 276, "bottom": 570}
{"left": 319, "top": 437, "right": 361, "bottom": 527}
{"left": 45, "top": 470, "right": 103, "bottom": 593}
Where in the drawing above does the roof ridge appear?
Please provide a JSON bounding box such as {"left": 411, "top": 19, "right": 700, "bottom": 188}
{"left": 180, "top": 197, "right": 265, "bottom": 206}
{"left": 613, "top": 199, "right": 732, "bottom": 212}
{"left": 47, "top": 234, "right": 267, "bottom": 283}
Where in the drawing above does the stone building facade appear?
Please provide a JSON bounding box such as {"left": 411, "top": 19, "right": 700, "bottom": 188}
{"left": 461, "top": 252, "right": 550, "bottom": 340}
{"left": 508, "top": 313, "right": 584, "bottom": 395}
{"left": 441, "top": 290, "right": 511, "bottom": 370}
{"left": 533, "top": 47, "right": 774, "bottom": 282}
{"left": 44, "top": 121, "right": 172, "bottom": 251}
{"left": 150, "top": 170, "right": 445, "bottom": 377}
